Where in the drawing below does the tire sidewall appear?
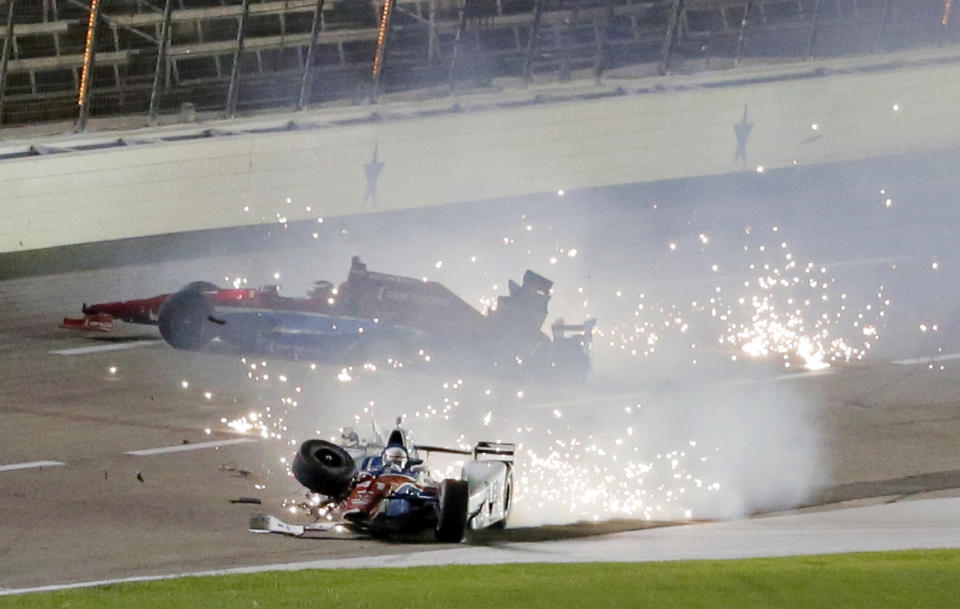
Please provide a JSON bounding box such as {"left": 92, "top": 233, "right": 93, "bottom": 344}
{"left": 435, "top": 478, "right": 469, "bottom": 542}
{"left": 158, "top": 289, "right": 215, "bottom": 350}
{"left": 292, "top": 439, "right": 357, "bottom": 497}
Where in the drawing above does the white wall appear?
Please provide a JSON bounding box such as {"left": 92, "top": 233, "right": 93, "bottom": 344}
{"left": 2, "top": 49, "right": 960, "bottom": 253}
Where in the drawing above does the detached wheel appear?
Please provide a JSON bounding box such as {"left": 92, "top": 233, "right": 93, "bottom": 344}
{"left": 292, "top": 440, "right": 357, "bottom": 498}
{"left": 435, "top": 479, "right": 469, "bottom": 543}
{"left": 158, "top": 288, "right": 216, "bottom": 350}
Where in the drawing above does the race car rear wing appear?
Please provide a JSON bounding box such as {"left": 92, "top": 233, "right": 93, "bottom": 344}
{"left": 473, "top": 441, "right": 515, "bottom": 462}
{"left": 551, "top": 318, "right": 597, "bottom": 342}
{"left": 414, "top": 445, "right": 472, "bottom": 456}
{"left": 413, "top": 441, "right": 515, "bottom": 463}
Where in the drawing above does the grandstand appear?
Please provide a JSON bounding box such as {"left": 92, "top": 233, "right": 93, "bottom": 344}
{"left": 0, "top": 0, "right": 953, "bottom": 128}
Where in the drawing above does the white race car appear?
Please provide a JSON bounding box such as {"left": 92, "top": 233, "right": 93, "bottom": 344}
{"left": 250, "top": 422, "right": 514, "bottom": 542}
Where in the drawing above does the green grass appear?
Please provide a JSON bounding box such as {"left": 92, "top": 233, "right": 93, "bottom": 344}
{"left": 4, "top": 550, "right": 960, "bottom": 609}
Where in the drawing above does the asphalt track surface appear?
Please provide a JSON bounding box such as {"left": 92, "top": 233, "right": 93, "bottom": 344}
{"left": 3, "top": 256, "right": 960, "bottom": 593}
{"left": 4, "top": 154, "right": 960, "bottom": 592}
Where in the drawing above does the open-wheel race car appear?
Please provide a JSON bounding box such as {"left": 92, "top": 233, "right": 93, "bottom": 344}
{"left": 249, "top": 423, "right": 514, "bottom": 542}
{"left": 63, "top": 256, "right": 595, "bottom": 381}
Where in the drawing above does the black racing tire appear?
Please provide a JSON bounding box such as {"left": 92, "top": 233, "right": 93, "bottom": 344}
{"left": 489, "top": 471, "right": 512, "bottom": 530}
{"left": 291, "top": 439, "right": 357, "bottom": 498}
{"left": 181, "top": 281, "right": 219, "bottom": 293}
{"left": 435, "top": 479, "right": 469, "bottom": 543}
{"left": 158, "top": 289, "right": 216, "bottom": 350}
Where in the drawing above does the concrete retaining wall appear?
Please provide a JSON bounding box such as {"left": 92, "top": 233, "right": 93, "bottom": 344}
{"left": 2, "top": 47, "right": 960, "bottom": 253}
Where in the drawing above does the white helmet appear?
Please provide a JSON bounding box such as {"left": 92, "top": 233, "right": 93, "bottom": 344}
{"left": 381, "top": 446, "right": 408, "bottom": 471}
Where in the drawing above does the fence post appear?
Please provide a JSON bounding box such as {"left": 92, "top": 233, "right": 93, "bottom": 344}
{"left": 225, "top": 0, "right": 251, "bottom": 118}
{"left": 593, "top": 0, "right": 615, "bottom": 81}
{"left": 658, "top": 0, "right": 684, "bottom": 76}
{"left": 297, "top": 0, "right": 325, "bottom": 110}
{"left": 806, "top": 0, "right": 823, "bottom": 60}
{"left": 148, "top": 0, "right": 174, "bottom": 123}
{"left": 734, "top": 0, "right": 752, "bottom": 66}
{"left": 0, "top": 0, "right": 16, "bottom": 125}
{"left": 522, "top": 0, "right": 543, "bottom": 83}
{"left": 76, "top": 0, "right": 100, "bottom": 132}
{"left": 427, "top": 0, "right": 437, "bottom": 61}
{"left": 371, "top": 0, "right": 395, "bottom": 102}
{"left": 448, "top": 0, "right": 470, "bottom": 87}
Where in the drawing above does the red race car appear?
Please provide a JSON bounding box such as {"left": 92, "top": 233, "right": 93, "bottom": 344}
{"left": 63, "top": 257, "right": 595, "bottom": 381}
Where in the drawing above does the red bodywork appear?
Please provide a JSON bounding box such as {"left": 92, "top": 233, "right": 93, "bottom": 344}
{"left": 336, "top": 472, "right": 432, "bottom": 521}
{"left": 62, "top": 288, "right": 337, "bottom": 330}
{"left": 62, "top": 257, "right": 484, "bottom": 335}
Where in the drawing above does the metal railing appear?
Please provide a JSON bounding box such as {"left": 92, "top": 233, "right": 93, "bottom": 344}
{"left": 0, "top": 0, "right": 954, "bottom": 129}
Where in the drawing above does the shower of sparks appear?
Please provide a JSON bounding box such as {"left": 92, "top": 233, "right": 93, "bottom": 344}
{"left": 721, "top": 240, "right": 885, "bottom": 369}
{"left": 593, "top": 226, "right": 885, "bottom": 371}
{"left": 206, "top": 211, "right": 891, "bottom": 524}
{"left": 514, "top": 440, "right": 719, "bottom": 521}
{"left": 220, "top": 352, "right": 727, "bottom": 522}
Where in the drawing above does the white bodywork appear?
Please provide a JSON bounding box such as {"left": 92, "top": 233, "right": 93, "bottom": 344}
{"left": 464, "top": 460, "right": 511, "bottom": 529}
{"left": 249, "top": 425, "right": 514, "bottom": 538}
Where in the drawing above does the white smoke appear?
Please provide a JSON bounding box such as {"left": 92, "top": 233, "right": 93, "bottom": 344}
{"left": 205, "top": 199, "right": 839, "bottom": 527}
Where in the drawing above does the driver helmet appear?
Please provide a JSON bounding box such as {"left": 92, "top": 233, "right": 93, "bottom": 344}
{"left": 381, "top": 445, "right": 408, "bottom": 471}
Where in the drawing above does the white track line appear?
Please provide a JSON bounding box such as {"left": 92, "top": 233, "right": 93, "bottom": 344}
{"left": 893, "top": 352, "right": 960, "bottom": 366}
{"left": 125, "top": 438, "right": 256, "bottom": 456}
{"left": 51, "top": 340, "right": 161, "bottom": 356}
{"left": 0, "top": 461, "right": 65, "bottom": 473}
{"left": 774, "top": 369, "right": 836, "bottom": 381}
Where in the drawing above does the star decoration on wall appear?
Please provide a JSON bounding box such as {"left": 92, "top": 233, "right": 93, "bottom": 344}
{"left": 734, "top": 104, "right": 753, "bottom": 169}
{"left": 363, "top": 143, "right": 385, "bottom": 207}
